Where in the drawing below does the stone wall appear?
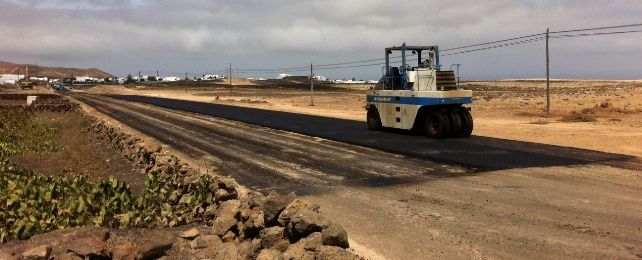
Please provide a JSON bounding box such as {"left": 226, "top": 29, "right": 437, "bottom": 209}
{"left": 8, "top": 114, "right": 358, "bottom": 259}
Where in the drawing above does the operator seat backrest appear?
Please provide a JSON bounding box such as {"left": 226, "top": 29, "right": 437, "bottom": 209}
{"left": 390, "top": 66, "right": 400, "bottom": 77}
{"left": 389, "top": 67, "right": 401, "bottom": 89}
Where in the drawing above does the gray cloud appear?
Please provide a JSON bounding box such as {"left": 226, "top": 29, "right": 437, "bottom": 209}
{"left": 1, "top": 0, "right": 641, "bottom": 79}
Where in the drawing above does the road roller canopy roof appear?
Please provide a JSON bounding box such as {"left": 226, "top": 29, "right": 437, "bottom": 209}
{"left": 384, "top": 44, "right": 441, "bottom": 70}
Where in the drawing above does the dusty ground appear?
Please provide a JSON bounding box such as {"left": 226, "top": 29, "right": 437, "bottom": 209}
{"left": 469, "top": 80, "right": 642, "bottom": 157}
{"left": 83, "top": 80, "right": 642, "bottom": 158}
{"left": 70, "top": 92, "right": 642, "bottom": 259}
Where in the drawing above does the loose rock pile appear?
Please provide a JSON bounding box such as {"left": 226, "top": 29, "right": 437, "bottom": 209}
{"left": 29, "top": 99, "right": 79, "bottom": 112}
{"left": 0, "top": 96, "right": 78, "bottom": 112}
{"left": 0, "top": 94, "right": 61, "bottom": 101}
{"left": 0, "top": 116, "right": 360, "bottom": 259}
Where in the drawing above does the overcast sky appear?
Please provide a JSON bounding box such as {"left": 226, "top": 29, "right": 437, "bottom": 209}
{"left": 1, "top": 0, "right": 641, "bottom": 80}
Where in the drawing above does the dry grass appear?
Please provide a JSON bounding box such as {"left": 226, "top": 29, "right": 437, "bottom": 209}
{"left": 515, "top": 110, "right": 546, "bottom": 117}
{"left": 530, "top": 119, "right": 550, "bottom": 125}
{"left": 560, "top": 111, "right": 597, "bottom": 122}
{"left": 558, "top": 100, "right": 642, "bottom": 123}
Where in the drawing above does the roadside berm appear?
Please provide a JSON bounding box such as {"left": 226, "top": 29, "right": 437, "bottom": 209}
{"left": 0, "top": 96, "right": 359, "bottom": 259}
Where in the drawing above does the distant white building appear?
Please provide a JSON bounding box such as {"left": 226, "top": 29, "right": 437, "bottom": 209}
{"left": 75, "top": 76, "right": 98, "bottom": 83}
{"left": 313, "top": 75, "right": 327, "bottom": 81}
{"left": 201, "top": 74, "right": 222, "bottom": 80}
{"left": 277, "top": 74, "right": 291, "bottom": 79}
{"left": 0, "top": 74, "right": 23, "bottom": 84}
{"left": 333, "top": 79, "right": 366, "bottom": 84}
{"left": 160, "top": 76, "right": 181, "bottom": 82}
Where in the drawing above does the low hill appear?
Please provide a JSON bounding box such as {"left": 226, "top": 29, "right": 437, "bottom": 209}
{"left": 0, "top": 60, "right": 114, "bottom": 79}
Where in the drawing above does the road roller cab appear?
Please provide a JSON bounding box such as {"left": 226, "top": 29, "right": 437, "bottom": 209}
{"left": 365, "top": 44, "right": 473, "bottom": 138}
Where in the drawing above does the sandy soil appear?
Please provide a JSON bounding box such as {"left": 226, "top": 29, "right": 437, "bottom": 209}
{"left": 85, "top": 80, "right": 642, "bottom": 158}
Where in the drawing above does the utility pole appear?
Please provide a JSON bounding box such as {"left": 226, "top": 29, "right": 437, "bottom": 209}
{"left": 546, "top": 28, "right": 551, "bottom": 118}
{"left": 156, "top": 69, "right": 159, "bottom": 78}
{"left": 229, "top": 63, "right": 232, "bottom": 86}
{"left": 138, "top": 70, "right": 141, "bottom": 81}
{"left": 185, "top": 72, "right": 188, "bottom": 81}
{"left": 309, "top": 63, "right": 315, "bottom": 106}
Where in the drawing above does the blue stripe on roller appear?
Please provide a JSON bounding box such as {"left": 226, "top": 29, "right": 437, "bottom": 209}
{"left": 366, "top": 95, "right": 473, "bottom": 105}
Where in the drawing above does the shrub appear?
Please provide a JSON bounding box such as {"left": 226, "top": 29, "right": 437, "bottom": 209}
{"left": 560, "top": 111, "right": 597, "bottom": 122}
{"left": 0, "top": 110, "right": 220, "bottom": 242}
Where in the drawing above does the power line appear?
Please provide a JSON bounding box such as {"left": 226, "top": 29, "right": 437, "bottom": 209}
{"left": 199, "top": 70, "right": 229, "bottom": 75}
{"left": 550, "top": 29, "right": 642, "bottom": 39}
{"left": 440, "top": 23, "right": 642, "bottom": 53}
{"left": 228, "top": 22, "right": 641, "bottom": 74}
{"left": 312, "top": 57, "right": 384, "bottom": 67}
{"left": 233, "top": 67, "right": 310, "bottom": 73}
{"left": 441, "top": 33, "right": 545, "bottom": 52}
{"left": 233, "top": 64, "right": 310, "bottom": 72}
{"left": 234, "top": 34, "right": 547, "bottom": 72}
{"left": 442, "top": 37, "right": 545, "bottom": 56}
{"left": 315, "top": 62, "right": 386, "bottom": 71}
{"left": 550, "top": 23, "right": 642, "bottom": 34}
{"left": 313, "top": 56, "right": 402, "bottom": 67}
{"left": 232, "top": 33, "right": 548, "bottom": 72}
{"left": 235, "top": 57, "right": 413, "bottom": 73}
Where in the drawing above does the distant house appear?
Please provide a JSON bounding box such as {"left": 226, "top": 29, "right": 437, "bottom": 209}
{"left": 313, "top": 75, "right": 327, "bottom": 81}
{"left": 333, "top": 79, "right": 366, "bottom": 84}
{"left": 74, "top": 76, "right": 100, "bottom": 83}
{"left": 201, "top": 74, "right": 222, "bottom": 80}
{"left": 75, "top": 76, "right": 89, "bottom": 82}
{"left": 277, "top": 74, "right": 291, "bottom": 79}
{"left": 0, "top": 74, "right": 22, "bottom": 84}
{"left": 159, "top": 76, "right": 181, "bottom": 82}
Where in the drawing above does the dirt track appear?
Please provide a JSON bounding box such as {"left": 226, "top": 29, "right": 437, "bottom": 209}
{"left": 72, "top": 94, "right": 642, "bottom": 259}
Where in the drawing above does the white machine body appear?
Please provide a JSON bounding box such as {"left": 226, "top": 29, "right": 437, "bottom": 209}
{"left": 367, "top": 67, "right": 471, "bottom": 130}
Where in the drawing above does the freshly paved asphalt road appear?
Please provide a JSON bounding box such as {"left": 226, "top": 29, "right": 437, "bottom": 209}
{"left": 76, "top": 94, "right": 642, "bottom": 259}
{"left": 107, "top": 95, "right": 637, "bottom": 171}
